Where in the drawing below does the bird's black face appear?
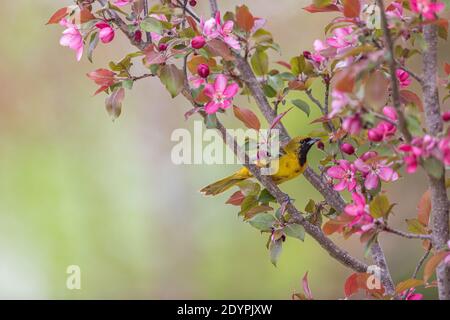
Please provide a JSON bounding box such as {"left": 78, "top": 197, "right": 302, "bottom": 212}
{"left": 297, "top": 138, "right": 320, "bottom": 166}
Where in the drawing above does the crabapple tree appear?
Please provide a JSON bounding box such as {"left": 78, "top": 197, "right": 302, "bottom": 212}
{"left": 47, "top": 0, "right": 450, "bottom": 299}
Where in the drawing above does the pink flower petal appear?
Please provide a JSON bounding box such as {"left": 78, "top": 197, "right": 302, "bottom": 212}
{"left": 327, "top": 166, "right": 345, "bottom": 179}
{"left": 214, "top": 74, "right": 227, "bottom": 94}
{"left": 223, "top": 83, "right": 239, "bottom": 98}
{"left": 204, "top": 101, "right": 220, "bottom": 114}
{"left": 364, "top": 172, "right": 379, "bottom": 190}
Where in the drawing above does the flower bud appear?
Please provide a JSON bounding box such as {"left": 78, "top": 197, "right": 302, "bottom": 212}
{"left": 158, "top": 43, "right": 168, "bottom": 51}
{"left": 197, "top": 63, "right": 210, "bottom": 78}
{"left": 134, "top": 30, "right": 142, "bottom": 43}
{"left": 340, "top": 143, "right": 355, "bottom": 155}
{"left": 442, "top": 111, "right": 450, "bottom": 122}
{"left": 317, "top": 141, "right": 325, "bottom": 150}
{"left": 368, "top": 128, "right": 383, "bottom": 142}
{"left": 96, "top": 22, "right": 115, "bottom": 44}
{"left": 189, "top": 0, "right": 197, "bottom": 6}
{"left": 191, "top": 36, "right": 206, "bottom": 49}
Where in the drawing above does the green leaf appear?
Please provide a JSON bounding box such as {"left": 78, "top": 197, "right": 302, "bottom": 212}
{"left": 267, "top": 74, "right": 284, "bottom": 92}
{"left": 291, "top": 99, "right": 311, "bottom": 117}
{"left": 248, "top": 213, "right": 276, "bottom": 231}
{"left": 87, "top": 31, "right": 99, "bottom": 63}
{"left": 262, "top": 84, "right": 277, "bottom": 98}
{"left": 405, "top": 114, "right": 424, "bottom": 136}
{"left": 284, "top": 224, "right": 305, "bottom": 241}
{"left": 405, "top": 218, "right": 428, "bottom": 235}
{"left": 269, "top": 239, "right": 283, "bottom": 266}
{"left": 423, "top": 157, "right": 444, "bottom": 179}
{"left": 240, "top": 194, "right": 258, "bottom": 216}
{"left": 290, "top": 56, "right": 305, "bottom": 76}
{"left": 140, "top": 16, "right": 163, "bottom": 34}
{"left": 105, "top": 88, "right": 125, "bottom": 119}
{"left": 251, "top": 49, "right": 269, "bottom": 76}
{"left": 369, "top": 194, "right": 391, "bottom": 218}
{"left": 258, "top": 189, "right": 276, "bottom": 204}
{"left": 204, "top": 113, "right": 218, "bottom": 129}
{"left": 122, "top": 79, "right": 134, "bottom": 90}
{"left": 159, "top": 64, "right": 184, "bottom": 98}
{"left": 304, "top": 199, "right": 315, "bottom": 214}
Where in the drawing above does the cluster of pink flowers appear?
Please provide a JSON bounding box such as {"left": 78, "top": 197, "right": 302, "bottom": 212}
{"left": 410, "top": 0, "right": 445, "bottom": 21}
{"left": 344, "top": 193, "right": 375, "bottom": 233}
{"left": 368, "top": 106, "right": 398, "bottom": 142}
{"left": 311, "top": 26, "right": 357, "bottom": 65}
{"left": 399, "top": 134, "right": 450, "bottom": 173}
{"left": 200, "top": 11, "right": 241, "bottom": 50}
{"left": 327, "top": 151, "right": 398, "bottom": 192}
{"left": 396, "top": 69, "right": 411, "bottom": 88}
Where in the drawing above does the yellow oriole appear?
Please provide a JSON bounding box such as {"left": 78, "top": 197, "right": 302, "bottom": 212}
{"left": 200, "top": 136, "right": 320, "bottom": 195}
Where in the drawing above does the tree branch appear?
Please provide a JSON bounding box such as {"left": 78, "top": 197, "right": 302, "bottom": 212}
{"left": 380, "top": 224, "right": 432, "bottom": 240}
{"left": 421, "top": 7, "right": 450, "bottom": 299}
{"left": 412, "top": 244, "right": 432, "bottom": 279}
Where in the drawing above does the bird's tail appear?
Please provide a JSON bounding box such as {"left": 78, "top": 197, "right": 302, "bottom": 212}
{"left": 200, "top": 170, "right": 250, "bottom": 196}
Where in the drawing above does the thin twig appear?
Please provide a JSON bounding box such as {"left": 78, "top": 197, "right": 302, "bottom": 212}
{"left": 381, "top": 224, "right": 432, "bottom": 240}
{"left": 412, "top": 245, "right": 432, "bottom": 279}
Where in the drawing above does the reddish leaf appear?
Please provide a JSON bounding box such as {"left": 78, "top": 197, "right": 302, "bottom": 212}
{"left": 206, "top": 39, "right": 235, "bottom": 61}
{"left": 344, "top": 273, "right": 361, "bottom": 297}
{"left": 143, "top": 45, "right": 167, "bottom": 66}
{"left": 334, "top": 69, "right": 355, "bottom": 93}
{"left": 270, "top": 107, "right": 293, "bottom": 130}
{"left": 417, "top": 190, "right": 431, "bottom": 226}
{"left": 46, "top": 7, "right": 68, "bottom": 25}
{"left": 364, "top": 70, "right": 389, "bottom": 109}
{"left": 105, "top": 88, "right": 125, "bottom": 119}
{"left": 288, "top": 80, "right": 307, "bottom": 91}
{"left": 424, "top": 251, "right": 449, "bottom": 283}
{"left": 186, "top": 16, "right": 200, "bottom": 34}
{"left": 343, "top": 0, "right": 361, "bottom": 18}
{"left": 226, "top": 191, "right": 245, "bottom": 206}
{"left": 87, "top": 69, "right": 116, "bottom": 85}
{"left": 276, "top": 61, "right": 292, "bottom": 69}
{"left": 444, "top": 63, "right": 450, "bottom": 76}
{"left": 78, "top": 8, "right": 96, "bottom": 24}
{"left": 400, "top": 90, "right": 424, "bottom": 111}
{"left": 303, "top": 4, "right": 340, "bottom": 13}
{"left": 344, "top": 272, "right": 384, "bottom": 297}
{"left": 236, "top": 5, "right": 255, "bottom": 33}
{"left": 233, "top": 106, "right": 261, "bottom": 130}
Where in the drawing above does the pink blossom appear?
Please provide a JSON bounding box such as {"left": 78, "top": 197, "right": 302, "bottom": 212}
{"left": 114, "top": 0, "right": 133, "bottom": 6}
{"left": 445, "top": 241, "right": 450, "bottom": 265}
{"left": 402, "top": 288, "right": 423, "bottom": 300}
{"left": 342, "top": 114, "right": 362, "bottom": 135}
{"left": 368, "top": 106, "right": 398, "bottom": 142}
{"left": 251, "top": 17, "right": 266, "bottom": 34}
{"left": 326, "top": 27, "right": 357, "bottom": 54}
{"left": 354, "top": 152, "right": 399, "bottom": 190}
{"left": 410, "top": 0, "right": 445, "bottom": 21}
{"left": 396, "top": 69, "right": 412, "bottom": 88}
{"left": 330, "top": 90, "right": 349, "bottom": 117}
{"left": 344, "top": 193, "right": 374, "bottom": 232}
{"left": 203, "top": 75, "right": 239, "bottom": 114}
{"left": 438, "top": 135, "right": 450, "bottom": 166}
{"left": 327, "top": 160, "right": 358, "bottom": 192}
{"left": 188, "top": 75, "right": 206, "bottom": 89}
{"left": 200, "top": 12, "right": 241, "bottom": 50}
{"left": 59, "top": 18, "right": 84, "bottom": 61}
{"left": 96, "top": 22, "right": 115, "bottom": 44}
{"left": 386, "top": 1, "right": 405, "bottom": 20}
{"left": 398, "top": 135, "right": 440, "bottom": 173}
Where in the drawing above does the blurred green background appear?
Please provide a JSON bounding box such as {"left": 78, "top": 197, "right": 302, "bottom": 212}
{"left": 0, "top": 0, "right": 445, "bottom": 299}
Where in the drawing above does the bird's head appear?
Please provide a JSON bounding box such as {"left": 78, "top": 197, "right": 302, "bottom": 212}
{"left": 285, "top": 136, "right": 321, "bottom": 166}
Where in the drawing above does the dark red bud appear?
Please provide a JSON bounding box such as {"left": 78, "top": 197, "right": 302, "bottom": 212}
{"left": 368, "top": 128, "right": 383, "bottom": 142}
{"left": 442, "top": 111, "right": 450, "bottom": 122}
{"left": 134, "top": 30, "right": 142, "bottom": 43}
{"left": 189, "top": 0, "right": 197, "bottom": 6}
{"left": 197, "top": 63, "right": 210, "bottom": 78}
{"left": 317, "top": 141, "right": 325, "bottom": 150}
{"left": 191, "top": 36, "right": 206, "bottom": 49}
{"left": 158, "top": 43, "right": 168, "bottom": 51}
{"left": 303, "top": 51, "right": 312, "bottom": 60}
{"left": 340, "top": 143, "right": 355, "bottom": 155}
